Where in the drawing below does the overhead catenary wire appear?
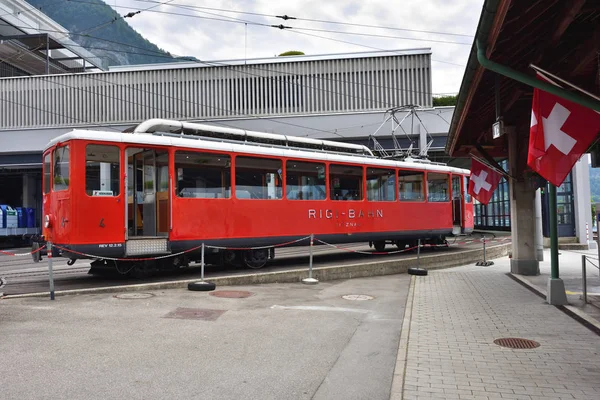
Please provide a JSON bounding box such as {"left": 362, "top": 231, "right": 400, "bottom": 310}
{"left": 1, "top": 4, "right": 458, "bottom": 139}
{"left": 0, "top": 22, "right": 453, "bottom": 113}
{"left": 64, "top": 0, "right": 473, "bottom": 48}
{"left": 1, "top": 48, "right": 451, "bottom": 142}
{"left": 131, "top": 0, "right": 474, "bottom": 38}
{"left": 0, "top": 20, "right": 457, "bottom": 99}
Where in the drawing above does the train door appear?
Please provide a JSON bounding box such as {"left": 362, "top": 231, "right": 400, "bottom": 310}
{"left": 126, "top": 148, "right": 170, "bottom": 239}
{"left": 451, "top": 175, "right": 462, "bottom": 235}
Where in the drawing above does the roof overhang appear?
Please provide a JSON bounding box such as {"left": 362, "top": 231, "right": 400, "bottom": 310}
{"left": 446, "top": 0, "right": 600, "bottom": 159}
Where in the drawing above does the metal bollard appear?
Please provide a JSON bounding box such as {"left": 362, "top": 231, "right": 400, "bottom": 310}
{"left": 187, "top": 242, "right": 216, "bottom": 291}
{"left": 47, "top": 241, "right": 55, "bottom": 300}
{"left": 302, "top": 234, "right": 318, "bottom": 285}
{"left": 476, "top": 235, "right": 494, "bottom": 266}
{"left": 416, "top": 238, "right": 421, "bottom": 268}
{"left": 201, "top": 242, "right": 205, "bottom": 281}
{"left": 582, "top": 255, "right": 587, "bottom": 304}
{"left": 483, "top": 236, "right": 487, "bottom": 262}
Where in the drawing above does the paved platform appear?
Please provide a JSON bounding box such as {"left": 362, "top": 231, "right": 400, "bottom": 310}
{"left": 391, "top": 255, "right": 600, "bottom": 400}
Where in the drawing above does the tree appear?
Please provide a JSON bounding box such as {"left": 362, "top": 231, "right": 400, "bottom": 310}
{"left": 279, "top": 51, "right": 305, "bottom": 56}
{"left": 433, "top": 95, "right": 458, "bottom": 107}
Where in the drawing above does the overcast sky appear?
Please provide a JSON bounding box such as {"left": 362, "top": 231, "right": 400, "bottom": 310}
{"left": 108, "top": 0, "right": 484, "bottom": 96}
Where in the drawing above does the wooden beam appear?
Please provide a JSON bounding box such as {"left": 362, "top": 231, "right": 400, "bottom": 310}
{"left": 570, "top": 26, "right": 600, "bottom": 76}
{"left": 551, "top": 0, "right": 586, "bottom": 44}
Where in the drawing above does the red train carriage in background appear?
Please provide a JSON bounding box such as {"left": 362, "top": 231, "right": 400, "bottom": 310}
{"left": 38, "top": 119, "right": 474, "bottom": 275}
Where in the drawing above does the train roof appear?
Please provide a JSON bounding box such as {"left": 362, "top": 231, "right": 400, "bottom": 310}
{"left": 46, "top": 125, "right": 470, "bottom": 176}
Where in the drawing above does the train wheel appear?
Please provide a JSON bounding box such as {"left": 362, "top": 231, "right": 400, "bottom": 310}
{"left": 374, "top": 241, "right": 386, "bottom": 252}
{"left": 243, "top": 249, "right": 268, "bottom": 269}
{"left": 223, "top": 250, "right": 237, "bottom": 265}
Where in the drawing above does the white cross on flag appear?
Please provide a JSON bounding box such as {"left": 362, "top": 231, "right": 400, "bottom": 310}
{"left": 528, "top": 73, "right": 600, "bottom": 187}
{"left": 468, "top": 158, "right": 502, "bottom": 205}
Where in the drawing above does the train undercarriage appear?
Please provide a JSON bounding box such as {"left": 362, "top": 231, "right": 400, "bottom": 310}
{"left": 86, "top": 247, "right": 275, "bottom": 277}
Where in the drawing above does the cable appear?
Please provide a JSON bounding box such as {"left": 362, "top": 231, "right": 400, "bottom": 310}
{"left": 2, "top": 20, "right": 455, "bottom": 110}
{"left": 0, "top": 95, "right": 122, "bottom": 131}
{"left": 1, "top": 13, "right": 458, "bottom": 138}
{"left": 1, "top": 39, "right": 449, "bottom": 140}
{"left": 0, "top": 0, "right": 66, "bottom": 19}
{"left": 65, "top": 0, "right": 472, "bottom": 47}
{"left": 131, "top": 0, "right": 474, "bottom": 38}
{"left": 74, "top": 0, "right": 174, "bottom": 35}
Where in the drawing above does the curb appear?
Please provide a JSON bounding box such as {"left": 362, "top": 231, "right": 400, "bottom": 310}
{"left": 508, "top": 273, "right": 600, "bottom": 336}
{"left": 2, "top": 243, "right": 511, "bottom": 299}
{"left": 390, "top": 275, "right": 416, "bottom": 400}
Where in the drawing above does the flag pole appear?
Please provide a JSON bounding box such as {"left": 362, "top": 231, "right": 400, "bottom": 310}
{"left": 549, "top": 184, "right": 559, "bottom": 280}
{"left": 530, "top": 64, "right": 600, "bottom": 103}
{"left": 470, "top": 154, "right": 513, "bottom": 180}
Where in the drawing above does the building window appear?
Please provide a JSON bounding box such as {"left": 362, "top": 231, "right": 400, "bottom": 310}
{"left": 86, "top": 145, "right": 120, "bottom": 196}
{"left": 473, "top": 159, "right": 510, "bottom": 230}
{"left": 330, "top": 164, "right": 363, "bottom": 201}
{"left": 286, "top": 161, "right": 326, "bottom": 200}
{"left": 53, "top": 145, "right": 70, "bottom": 191}
{"left": 367, "top": 168, "right": 396, "bottom": 201}
{"left": 427, "top": 172, "right": 449, "bottom": 202}
{"left": 175, "top": 151, "right": 231, "bottom": 198}
{"left": 235, "top": 156, "right": 282, "bottom": 199}
{"left": 398, "top": 170, "right": 424, "bottom": 201}
{"left": 43, "top": 152, "right": 51, "bottom": 194}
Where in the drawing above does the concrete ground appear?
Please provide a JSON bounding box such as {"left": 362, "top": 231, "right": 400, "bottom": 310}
{"left": 0, "top": 275, "right": 409, "bottom": 400}
{"left": 515, "top": 247, "right": 600, "bottom": 321}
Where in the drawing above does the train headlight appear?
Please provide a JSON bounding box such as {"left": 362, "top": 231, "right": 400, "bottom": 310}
{"left": 44, "top": 214, "right": 53, "bottom": 228}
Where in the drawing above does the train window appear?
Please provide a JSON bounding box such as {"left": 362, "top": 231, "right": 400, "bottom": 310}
{"left": 86, "top": 145, "right": 120, "bottom": 196}
{"left": 329, "top": 164, "right": 363, "bottom": 201}
{"left": 43, "top": 153, "right": 51, "bottom": 194}
{"left": 53, "top": 145, "right": 70, "bottom": 191}
{"left": 175, "top": 151, "right": 231, "bottom": 199}
{"left": 235, "top": 156, "right": 282, "bottom": 200}
{"left": 286, "top": 161, "right": 326, "bottom": 200}
{"left": 398, "top": 170, "right": 424, "bottom": 201}
{"left": 464, "top": 176, "right": 472, "bottom": 202}
{"left": 367, "top": 168, "right": 395, "bottom": 201}
{"left": 427, "top": 172, "right": 449, "bottom": 202}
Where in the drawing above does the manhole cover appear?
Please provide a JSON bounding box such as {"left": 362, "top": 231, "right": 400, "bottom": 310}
{"left": 342, "top": 294, "right": 374, "bottom": 301}
{"left": 210, "top": 290, "right": 253, "bottom": 298}
{"left": 114, "top": 293, "right": 155, "bottom": 299}
{"left": 493, "top": 338, "right": 540, "bottom": 349}
{"left": 163, "top": 307, "right": 225, "bottom": 321}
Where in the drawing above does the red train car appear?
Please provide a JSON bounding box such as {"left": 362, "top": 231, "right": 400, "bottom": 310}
{"left": 38, "top": 119, "right": 474, "bottom": 275}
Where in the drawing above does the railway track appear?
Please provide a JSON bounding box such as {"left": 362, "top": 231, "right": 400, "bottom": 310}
{"left": 0, "top": 239, "right": 509, "bottom": 296}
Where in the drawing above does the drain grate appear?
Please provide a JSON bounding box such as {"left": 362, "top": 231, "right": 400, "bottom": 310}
{"left": 114, "top": 293, "right": 154, "bottom": 299}
{"left": 493, "top": 338, "right": 540, "bottom": 349}
{"left": 342, "top": 294, "right": 374, "bottom": 301}
{"left": 163, "top": 307, "right": 226, "bottom": 321}
{"left": 210, "top": 290, "right": 253, "bottom": 298}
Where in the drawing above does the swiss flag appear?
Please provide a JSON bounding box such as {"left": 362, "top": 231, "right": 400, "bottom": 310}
{"left": 468, "top": 158, "right": 502, "bottom": 205}
{"left": 528, "top": 74, "right": 600, "bottom": 186}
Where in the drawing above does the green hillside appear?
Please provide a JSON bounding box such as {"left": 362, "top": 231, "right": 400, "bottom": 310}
{"left": 26, "top": 0, "right": 192, "bottom": 66}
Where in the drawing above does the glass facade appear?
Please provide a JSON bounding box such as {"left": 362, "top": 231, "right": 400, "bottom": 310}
{"left": 473, "top": 160, "right": 511, "bottom": 230}
{"left": 473, "top": 159, "right": 577, "bottom": 237}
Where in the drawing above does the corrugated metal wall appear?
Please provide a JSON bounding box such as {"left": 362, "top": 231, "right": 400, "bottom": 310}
{"left": 0, "top": 53, "right": 431, "bottom": 129}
